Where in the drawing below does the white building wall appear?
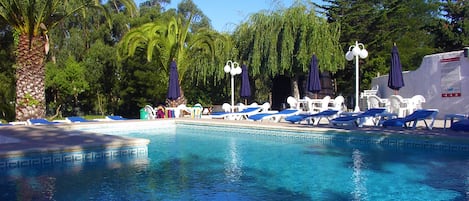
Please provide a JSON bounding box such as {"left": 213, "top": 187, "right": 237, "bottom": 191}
{"left": 371, "top": 50, "right": 469, "bottom": 118}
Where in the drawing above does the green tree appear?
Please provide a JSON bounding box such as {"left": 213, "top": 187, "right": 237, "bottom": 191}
{"left": 81, "top": 40, "right": 121, "bottom": 116}
{"left": 233, "top": 2, "right": 343, "bottom": 99}
{"left": 0, "top": 23, "right": 15, "bottom": 121}
{"left": 42, "top": 0, "right": 140, "bottom": 117}
{"left": 46, "top": 56, "right": 89, "bottom": 116}
{"left": 0, "top": 0, "right": 136, "bottom": 121}
{"left": 139, "top": 0, "right": 171, "bottom": 8}
{"left": 109, "top": 0, "right": 138, "bottom": 17}
{"left": 318, "top": 0, "right": 439, "bottom": 97}
{"left": 431, "top": 0, "right": 469, "bottom": 51}
{"left": 118, "top": 0, "right": 230, "bottom": 107}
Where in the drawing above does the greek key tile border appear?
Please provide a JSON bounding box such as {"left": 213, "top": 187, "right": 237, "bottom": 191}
{"left": 178, "top": 123, "right": 469, "bottom": 152}
{"left": 0, "top": 146, "right": 148, "bottom": 169}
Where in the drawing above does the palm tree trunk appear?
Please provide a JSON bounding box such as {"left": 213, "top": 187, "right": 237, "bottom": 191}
{"left": 15, "top": 35, "right": 47, "bottom": 121}
{"left": 166, "top": 85, "right": 187, "bottom": 107}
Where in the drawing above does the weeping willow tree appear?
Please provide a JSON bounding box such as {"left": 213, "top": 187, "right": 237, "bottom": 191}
{"left": 233, "top": 2, "right": 343, "bottom": 99}
{"left": 184, "top": 31, "right": 233, "bottom": 85}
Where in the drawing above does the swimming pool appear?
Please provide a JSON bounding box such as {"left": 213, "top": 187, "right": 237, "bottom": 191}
{"left": 1, "top": 122, "right": 468, "bottom": 200}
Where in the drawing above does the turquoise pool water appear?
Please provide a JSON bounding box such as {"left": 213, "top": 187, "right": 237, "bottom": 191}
{"left": 1, "top": 124, "right": 468, "bottom": 200}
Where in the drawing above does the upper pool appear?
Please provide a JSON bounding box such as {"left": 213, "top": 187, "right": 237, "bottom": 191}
{"left": 0, "top": 121, "right": 468, "bottom": 200}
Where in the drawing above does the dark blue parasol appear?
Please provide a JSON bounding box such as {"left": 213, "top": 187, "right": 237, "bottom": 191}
{"left": 240, "top": 64, "right": 251, "bottom": 99}
{"left": 167, "top": 60, "right": 181, "bottom": 100}
{"left": 388, "top": 45, "right": 405, "bottom": 94}
{"left": 307, "top": 54, "right": 321, "bottom": 97}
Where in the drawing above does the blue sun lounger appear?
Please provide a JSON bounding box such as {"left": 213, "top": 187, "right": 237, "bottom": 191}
{"left": 66, "top": 116, "right": 96, "bottom": 123}
{"left": 450, "top": 119, "right": 469, "bottom": 132}
{"left": 382, "top": 109, "right": 439, "bottom": 130}
{"left": 285, "top": 109, "right": 339, "bottom": 125}
{"left": 247, "top": 109, "right": 300, "bottom": 122}
{"left": 106, "top": 115, "right": 128, "bottom": 120}
{"left": 331, "top": 108, "right": 386, "bottom": 127}
{"left": 27, "top": 118, "right": 62, "bottom": 125}
{"left": 210, "top": 107, "right": 262, "bottom": 120}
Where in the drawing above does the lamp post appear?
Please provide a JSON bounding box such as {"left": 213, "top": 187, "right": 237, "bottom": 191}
{"left": 224, "top": 60, "right": 242, "bottom": 112}
{"left": 345, "top": 41, "right": 368, "bottom": 112}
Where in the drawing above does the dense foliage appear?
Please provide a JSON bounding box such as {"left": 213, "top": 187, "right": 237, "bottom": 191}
{"left": 317, "top": 0, "right": 441, "bottom": 95}
{"left": 0, "top": 0, "right": 468, "bottom": 121}
{"left": 0, "top": 0, "right": 133, "bottom": 121}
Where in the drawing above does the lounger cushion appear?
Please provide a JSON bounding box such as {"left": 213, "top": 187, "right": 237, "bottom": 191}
{"left": 28, "top": 118, "right": 61, "bottom": 125}
{"left": 331, "top": 115, "right": 359, "bottom": 122}
{"left": 248, "top": 109, "right": 298, "bottom": 121}
{"left": 211, "top": 111, "right": 230, "bottom": 116}
{"left": 106, "top": 116, "right": 128, "bottom": 120}
{"left": 381, "top": 109, "right": 438, "bottom": 129}
{"left": 451, "top": 119, "right": 469, "bottom": 131}
{"left": 285, "top": 110, "right": 338, "bottom": 123}
{"left": 211, "top": 107, "right": 261, "bottom": 119}
{"left": 67, "top": 116, "right": 95, "bottom": 122}
{"left": 382, "top": 118, "right": 406, "bottom": 127}
{"left": 284, "top": 114, "right": 311, "bottom": 123}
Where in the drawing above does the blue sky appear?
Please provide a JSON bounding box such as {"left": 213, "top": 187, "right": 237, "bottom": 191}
{"left": 135, "top": 0, "right": 323, "bottom": 32}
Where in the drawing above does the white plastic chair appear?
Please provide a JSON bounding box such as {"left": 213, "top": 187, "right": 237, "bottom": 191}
{"left": 408, "top": 95, "right": 426, "bottom": 113}
{"left": 191, "top": 103, "right": 203, "bottom": 118}
{"left": 367, "top": 95, "right": 380, "bottom": 109}
{"left": 287, "top": 96, "right": 298, "bottom": 109}
{"left": 176, "top": 104, "right": 189, "bottom": 118}
{"left": 237, "top": 103, "right": 246, "bottom": 111}
{"left": 310, "top": 96, "right": 331, "bottom": 113}
{"left": 144, "top": 105, "right": 156, "bottom": 119}
{"left": 388, "top": 95, "right": 410, "bottom": 117}
{"left": 260, "top": 102, "right": 271, "bottom": 112}
{"left": 329, "top": 96, "right": 345, "bottom": 112}
{"left": 301, "top": 96, "right": 312, "bottom": 111}
{"left": 367, "top": 95, "right": 388, "bottom": 109}
{"left": 222, "top": 103, "right": 231, "bottom": 112}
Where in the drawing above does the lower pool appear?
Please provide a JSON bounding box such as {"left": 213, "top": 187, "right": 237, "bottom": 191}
{"left": 1, "top": 123, "right": 469, "bottom": 200}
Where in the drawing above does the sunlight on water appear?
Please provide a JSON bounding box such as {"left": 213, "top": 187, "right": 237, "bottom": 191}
{"left": 224, "top": 139, "right": 243, "bottom": 183}
{"left": 351, "top": 149, "right": 367, "bottom": 201}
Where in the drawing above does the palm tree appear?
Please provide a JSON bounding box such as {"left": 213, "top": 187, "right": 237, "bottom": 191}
{"left": 118, "top": 2, "right": 229, "bottom": 107}
{"left": 109, "top": 0, "right": 138, "bottom": 17}
{"left": 0, "top": 0, "right": 136, "bottom": 121}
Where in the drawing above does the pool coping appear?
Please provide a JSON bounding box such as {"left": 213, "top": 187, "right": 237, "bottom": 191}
{"left": 2, "top": 118, "right": 468, "bottom": 155}
{"left": 0, "top": 118, "right": 468, "bottom": 169}
{"left": 176, "top": 119, "right": 469, "bottom": 151}
{"left": 178, "top": 119, "right": 469, "bottom": 145}
{"left": 0, "top": 123, "right": 150, "bottom": 158}
{"left": 176, "top": 118, "right": 469, "bottom": 140}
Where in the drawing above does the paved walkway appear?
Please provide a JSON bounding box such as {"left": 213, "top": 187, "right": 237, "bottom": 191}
{"left": 0, "top": 124, "right": 149, "bottom": 158}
